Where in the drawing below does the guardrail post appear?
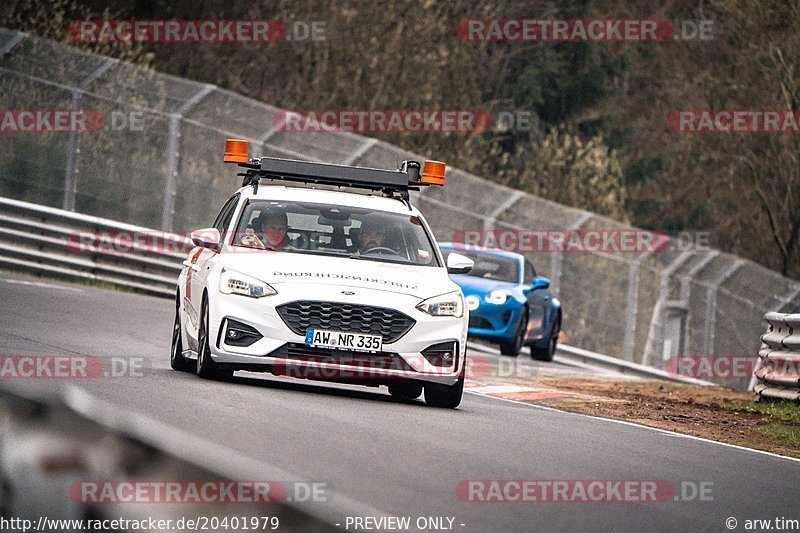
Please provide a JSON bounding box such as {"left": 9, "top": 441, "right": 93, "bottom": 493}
{"left": 63, "top": 58, "right": 116, "bottom": 211}
{"left": 680, "top": 250, "right": 719, "bottom": 355}
{"left": 622, "top": 249, "right": 654, "bottom": 361}
{"left": 161, "top": 84, "right": 214, "bottom": 231}
{"left": 703, "top": 259, "right": 743, "bottom": 356}
{"left": 641, "top": 250, "right": 695, "bottom": 367}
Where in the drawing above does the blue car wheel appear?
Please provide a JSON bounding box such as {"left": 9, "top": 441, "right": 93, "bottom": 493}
{"left": 532, "top": 314, "right": 560, "bottom": 362}
{"left": 500, "top": 306, "right": 527, "bottom": 356}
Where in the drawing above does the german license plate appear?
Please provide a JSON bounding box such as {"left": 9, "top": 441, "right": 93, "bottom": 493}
{"left": 305, "top": 329, "right": 383, "bottom": 353}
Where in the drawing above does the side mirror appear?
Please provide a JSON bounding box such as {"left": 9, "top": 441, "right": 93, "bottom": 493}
{"left": 191, "top": 228, "right": 221, "bottom": 251}
{"left": 446, "top": 252, "right": 474, "bottom": 274}
{"left": 531, "top": 276, "right": 550, "bottom": 290}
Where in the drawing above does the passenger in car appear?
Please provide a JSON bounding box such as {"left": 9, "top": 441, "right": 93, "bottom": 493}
{"left": 242, "top": 210, "right": 289, "bottom": 250}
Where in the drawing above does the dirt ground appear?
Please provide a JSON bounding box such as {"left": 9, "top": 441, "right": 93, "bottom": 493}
{"left": 530, "top": 377, "right": 800, "bottom": 459}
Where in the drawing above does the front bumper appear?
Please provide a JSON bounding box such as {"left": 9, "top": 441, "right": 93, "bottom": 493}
{"left": 465, "top": 295, "right": 524, "bottom": 342}
{"left": 206, "top": 283, "right": 468, "bottom": 386}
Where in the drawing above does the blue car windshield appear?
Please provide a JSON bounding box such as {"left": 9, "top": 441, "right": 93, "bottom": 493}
{"left": 445, "top": 249, "right": 520, "bottom": 283}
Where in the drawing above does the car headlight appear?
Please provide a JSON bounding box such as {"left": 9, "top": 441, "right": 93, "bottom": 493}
{"left": 486, "top": 289, "right": 510, "bottom": 305}
{"left": 219, "top": 268, "right": 277, "bottom": 298}
{"left": 416, "top": 291, "right": 464, "bottom": 318}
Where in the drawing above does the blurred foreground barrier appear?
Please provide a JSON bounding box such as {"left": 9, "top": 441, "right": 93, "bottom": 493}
{"left": 753, "top": 313, "right": 800, "bottom": 400}
{"left": 0, "top": 383, "right": 339, "bottom": 530}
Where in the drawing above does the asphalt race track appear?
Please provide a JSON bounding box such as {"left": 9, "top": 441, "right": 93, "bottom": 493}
{"left": 1, "top": 274, "right": 797, "bottom": 532}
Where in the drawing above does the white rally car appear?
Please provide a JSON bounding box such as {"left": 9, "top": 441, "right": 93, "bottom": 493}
{"left": 170, "top": 139, "right": 474, "bottom": 408}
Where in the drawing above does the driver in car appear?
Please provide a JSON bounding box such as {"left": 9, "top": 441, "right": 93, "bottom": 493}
{"left": 355, "top": 216, "right": 396, "bottom": 255}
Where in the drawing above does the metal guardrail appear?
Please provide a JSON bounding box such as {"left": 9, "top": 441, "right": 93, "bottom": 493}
{"left": 754, "top": 312, "right": 800, "bottom": 401}
{"left": 0, "top": 196, "right": 187, "bottom": 297}
{"left": 554, "top": 344, "right": 716, "bottom": 386}
{"left": 467, "top": 340, "right": 717, "bottom": 386}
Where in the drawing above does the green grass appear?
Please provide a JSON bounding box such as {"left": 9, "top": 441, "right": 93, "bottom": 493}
{"left": 739, "top": 399, "right": 800, "bottom": 424}
{"left": 723, "top": 398, "right": 800, "bottom": 451}
{"left": 755, "top": 424, "right": 800, "bottom": 447}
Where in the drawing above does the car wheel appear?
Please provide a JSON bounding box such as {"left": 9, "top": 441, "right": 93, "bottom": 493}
{"left": 499, "top": 307, "right": 527, "bottom": 357}
{"left": 196, "top": 295, "right": 234, "bottom": 380}
{"left": 170, "top": 294, "right": 193, "bottom": 372}
{"left": 388, "top": 381, "right": 423, "bottom": 400}
{"left": 532, "top": 316, "right": 560, "bottom": 362}
{"left": 424, "top": 371, "right": 464, "bottom": 408}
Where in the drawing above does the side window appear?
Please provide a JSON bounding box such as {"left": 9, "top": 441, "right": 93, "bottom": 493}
{"left": 213, "top": 195, "right": 240, "bottom": 239}
{"left": 523, "top": 259, "right": 536, "bottom": 285}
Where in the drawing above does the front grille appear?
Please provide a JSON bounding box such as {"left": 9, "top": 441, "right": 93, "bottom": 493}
{"left": 274, "top": 343, "right": 414, "bottom": 371}
{"left": 276, "top": 301, "right": 415, "bottom": 343}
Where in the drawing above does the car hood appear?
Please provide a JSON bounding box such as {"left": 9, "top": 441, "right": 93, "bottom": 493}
{"left": 449, "top": 274, "right": 521, "bottom": 295}
{"left": 216, "top": 250, "right": 455, "bottom": 299}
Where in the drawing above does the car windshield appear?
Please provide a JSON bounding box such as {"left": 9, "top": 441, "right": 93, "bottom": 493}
{"left": 232, "top": 200, "right": 440, "bottom": 267}
{"left": 443, "top": 248, "right": 520, "bottom": 283}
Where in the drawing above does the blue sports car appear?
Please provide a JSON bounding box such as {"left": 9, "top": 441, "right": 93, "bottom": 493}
{"left": 439, "top": 243, "right": 562, "bottom": 360}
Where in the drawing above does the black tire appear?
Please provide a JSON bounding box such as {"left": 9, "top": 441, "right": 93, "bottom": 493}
{"left": 388, "top": 381, "right": 423, "bottom": 400}
{"left": 424, "top": 371, "right": 464, "bottom": 408}
{"left": 532, "top": 315, "right": 560, "bottom": 362}
{"left": 499, "top": 307, "right": 528, "bottom": 356}
{"left": 170, "top": 294, "right": 193, "bottom": 372}
{"left": 196, "top": 294, "right": 234, "bottom": 380}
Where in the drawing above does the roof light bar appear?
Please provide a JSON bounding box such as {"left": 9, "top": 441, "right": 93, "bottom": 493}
{"left": 222, "top": 138, "right": 446, "bottom": 194}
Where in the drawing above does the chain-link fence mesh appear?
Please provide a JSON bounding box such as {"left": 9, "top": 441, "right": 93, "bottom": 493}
{"left": 1, "top": 29, "right": 798, "bottom": 389}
